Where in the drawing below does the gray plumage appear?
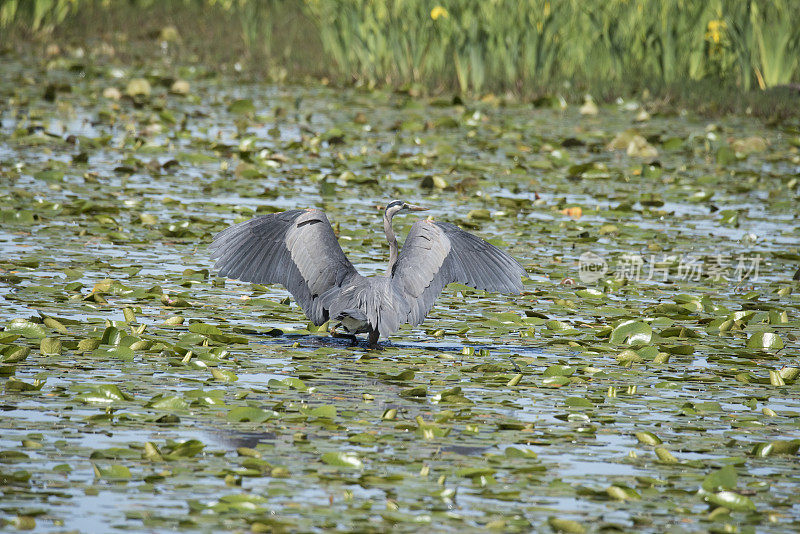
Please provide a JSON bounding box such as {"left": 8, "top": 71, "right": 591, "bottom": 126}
{"left": 209, "top": 201, "right": 525, "bottom": 347}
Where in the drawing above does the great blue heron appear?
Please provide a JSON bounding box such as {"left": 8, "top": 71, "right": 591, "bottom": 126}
{"left": 209, "top": 201, "right": 525, "bottom": 347}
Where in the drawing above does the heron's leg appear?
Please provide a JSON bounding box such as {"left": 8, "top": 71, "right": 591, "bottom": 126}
{"left": 367, "top": 328, "right": 381, "bottom": 350}
{"left": 330, "top": 323, "right": 358, "bottom": 344}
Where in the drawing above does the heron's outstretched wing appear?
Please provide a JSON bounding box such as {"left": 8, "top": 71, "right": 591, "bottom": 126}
{"left": 209, "top": 209, "right": 358, "bottom": 324}
{"left": 392, "top": 220, "right": 524, "bottom": 325}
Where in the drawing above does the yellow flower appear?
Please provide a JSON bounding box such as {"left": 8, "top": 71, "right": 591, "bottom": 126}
{"left": 706, "top": 19, "right": 726, "bottom": 44}
{"left": 430, "top": 6, "right": 448, "bottom": 20}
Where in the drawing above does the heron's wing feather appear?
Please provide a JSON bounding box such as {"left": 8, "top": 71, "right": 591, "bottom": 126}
{"left": 393, "top": 220, "right": 524, "bottom": 325}
{"left": 209, "top": 209, "right": 358, "bottom": 324}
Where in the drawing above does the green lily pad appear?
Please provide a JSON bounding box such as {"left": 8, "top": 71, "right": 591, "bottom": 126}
{"left": 227, "top": 407, "right": 272, "bottom": 423}
{"left": 93, "top": 463, "right": 132, "bottom": 480}
{"left": 610, "top": 320, "right": 652, "bottom": 345}
{"left": 3, "top": 320, "right": 46, "bottom": 339}
{"left": 746, "top": 332, "right": 784, "bottom": 351}
{"left": 702, "top": 490, "right": 756, "bottom": 512}
{"left": 321, "top": 452, "right": 362, "bottom": 469}
{"left": 40, "top": 337, "right": 62, "bottom": 355}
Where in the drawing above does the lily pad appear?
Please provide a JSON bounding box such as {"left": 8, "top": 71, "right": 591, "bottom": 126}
{"left": 610, "top": 320, "right": 652, "bottom": 345}
{"left": 321, "top": 452, "right": 363, "bottom": 469}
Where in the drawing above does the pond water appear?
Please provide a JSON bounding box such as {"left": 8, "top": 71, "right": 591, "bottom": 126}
{"left": 0, "top": 49, "right": 799, "bottom": 532}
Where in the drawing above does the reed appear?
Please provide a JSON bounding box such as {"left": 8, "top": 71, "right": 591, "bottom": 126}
{"left": 2, "top": 0, "right": 798, "bottom": 94}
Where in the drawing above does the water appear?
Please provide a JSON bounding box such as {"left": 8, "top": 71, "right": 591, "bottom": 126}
{"left": 1, "top": 52, "right": 799, "bottom": 532}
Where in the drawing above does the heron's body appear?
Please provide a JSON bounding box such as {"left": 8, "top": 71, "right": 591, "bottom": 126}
{"left": 209, "top": 201, "right": 524, "bottom": 347}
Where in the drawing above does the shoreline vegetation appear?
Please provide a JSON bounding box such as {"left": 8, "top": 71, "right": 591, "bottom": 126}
{"left": 1, "top": 0, "right": 800, "bottom": 120}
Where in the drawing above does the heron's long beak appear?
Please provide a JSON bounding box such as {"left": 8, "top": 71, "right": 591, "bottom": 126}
{"left": 406, "top": 204, "right": 428, "bottom": 211}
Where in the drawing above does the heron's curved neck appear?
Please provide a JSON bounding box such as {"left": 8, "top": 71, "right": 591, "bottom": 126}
{"left": 384, "top": 211, "right": 399, "bottom": 275}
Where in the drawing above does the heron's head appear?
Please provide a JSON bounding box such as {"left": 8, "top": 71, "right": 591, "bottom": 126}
{"left": 384, "top": 200, "right": 427, "bottom": 220}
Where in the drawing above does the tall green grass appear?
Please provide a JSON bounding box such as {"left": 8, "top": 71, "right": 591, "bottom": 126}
{"left": 2, "top": 0, "right": 799, "bottom": 95}
{"left": 0, "top": 0, "right": 76, "bottom": 33}
{"left": 304, "top": 0, "right": 800, "bottom": 94}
